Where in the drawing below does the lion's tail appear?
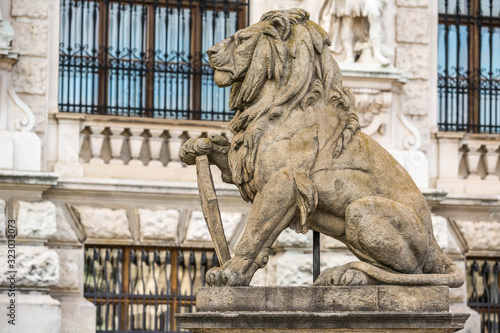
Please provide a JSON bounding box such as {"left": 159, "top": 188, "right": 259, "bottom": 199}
{"left": 347, "top": 260, "right": 465, "bottom": 288}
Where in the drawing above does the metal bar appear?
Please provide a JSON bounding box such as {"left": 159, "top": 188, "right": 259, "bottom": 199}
{"left": 487, "top": 0, "right": 493, "bottom": 133}
{"left": 444, "top": 0, "right": 450, "bottom": 131}
{"left": 313, "top": 230, "right": 320, "bottom": 282}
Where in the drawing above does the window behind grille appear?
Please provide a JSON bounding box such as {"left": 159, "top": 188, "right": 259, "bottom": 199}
{"left": 59, "top": 0, "right": 248, "bottom": 120}
{"left": 84, "top": 246, "right": 219, "bottom": 332}
{"left": 438, "top": 0, "right": 500, "bottom": 133}
{"left": 466, "top": 257, "right": 500, "bottom": 333}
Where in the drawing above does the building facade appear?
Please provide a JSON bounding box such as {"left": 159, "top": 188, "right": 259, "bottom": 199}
{"left": 0, "top": 0, "right": 498, "bottom": 332}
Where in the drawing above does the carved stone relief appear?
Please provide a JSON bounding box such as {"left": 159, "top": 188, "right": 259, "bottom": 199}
{"left": 317, "top": 0, "right": 394, "bottom": 66}
{"left": 0, "top": 8, "right": 14, "bottom": 54}
{"left": 351, "top": 88, "right": 391, "bottom": 136}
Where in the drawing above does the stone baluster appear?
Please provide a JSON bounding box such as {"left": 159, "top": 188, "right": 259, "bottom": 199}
{"left": 187, "top": 130, "right": 203, "bottom": 141}
{"left": 484, "top": 144, "right": 499, "bottom": 181}
{"left": 109, "top": 127, "right": 125, "bottom": 165}
{"left": 148, "top": 129, "right": 165, "bottom": 167}
{"left": 167, "top": 130, "right": 184, "bottom": 168}
{"left": 79, "top": 127, "right": 88, "bottom": 163}
{"left": 89, "top": 126, "right": 105, "bottom": 164}
{"left": 457, "top": 145, "right": 466, "bottom": 177}
{"left": 466, "top": 144, "right": 483, "bottom": 180}
{"left": 128, "top": 128, "right": 145, "bottom": 166}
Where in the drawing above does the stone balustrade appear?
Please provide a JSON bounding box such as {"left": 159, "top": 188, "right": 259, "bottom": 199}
{"left": 53, "top": 113, "right": 231, "bottom": 181}
{"left": 436, "top": 132, "right": 500, "bottom": 194}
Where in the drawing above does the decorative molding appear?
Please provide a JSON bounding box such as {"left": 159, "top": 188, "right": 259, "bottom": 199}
{"left": 9, "top": 86, "right": 35, "bottom": 131}
{"left": 351, "top": 88, "right": 391, "bottom": 136}
{"left": 398, "top": 108, "right": 422, "bottom": 150}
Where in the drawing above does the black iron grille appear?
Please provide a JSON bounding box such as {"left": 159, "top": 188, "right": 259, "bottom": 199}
{"left": 467, "top": 257, "right": 500, "bottom": 333}
{"left": 438, "top": 0, "right": 500, "bottom": 133}
{"left": 59, "top": 0, "right": 248, "bottom": 120}
{"left": 84, "top": 246, "right": 219, "bottom": 332}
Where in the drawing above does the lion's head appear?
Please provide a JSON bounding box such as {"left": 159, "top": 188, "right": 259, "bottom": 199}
{"left": 207, "top": 8, "right": 352, "bottom": 112}
{"left": 208, "top": 9, "right": 360, "bottom": 202}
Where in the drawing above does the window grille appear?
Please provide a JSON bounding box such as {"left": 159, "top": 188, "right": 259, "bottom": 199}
{"left": 466, "top": 257, "right": 500, "bottom": 333}
{"left": 84, "top": 246, "right": 219, "bottom": 332}
{"left": 438, "top": 0, "right": 500, "bottom": 133}
{"left": 59, "top": 0, "right": 248, "bottom": 120}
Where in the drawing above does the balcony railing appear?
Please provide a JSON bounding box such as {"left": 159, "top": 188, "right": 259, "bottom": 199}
{"left": 59, "top": 0, "right": 248, "bottom": 121}
{"left": 435, "top": 132, "right": 500, "bottom": 194}
{"left": 53, "top": 113, "right": 233, "bottom": 181}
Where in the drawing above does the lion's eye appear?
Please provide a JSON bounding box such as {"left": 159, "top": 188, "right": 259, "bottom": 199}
{"left": 238, "top": 35, "right": 251, "bottom": 44}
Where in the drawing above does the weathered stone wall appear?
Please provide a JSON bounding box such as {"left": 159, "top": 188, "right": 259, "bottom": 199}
{"left": 66, "top": 201, "right": 248, "bottom": 248}
{"left": 9, "top": 0, "right": 50, "bottom": 135}
{"left": 395, "top": 0, "right": 433, "bottom": 151}
{"left": 0, "top": 200, "right": 59, "bottom": 289}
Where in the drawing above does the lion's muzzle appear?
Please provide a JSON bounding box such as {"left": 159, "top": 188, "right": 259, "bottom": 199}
{"left": 207, "top": 37, "right": 233, "bottom": 70}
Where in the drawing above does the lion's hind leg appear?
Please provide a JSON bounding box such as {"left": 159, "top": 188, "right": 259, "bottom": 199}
{"left": 316, "top": 196, "right": 430, "bottom": 287}
{"left": 314, "top": 265, "right": 378, "bottom": 286}
{"left": 316, "top": 196, "right": 463, "bottom": 287}
{"left": 315, "top": 259, "right": 464, "bottom": 287}
{"left": 344, "top": 196, "right": 430, "bottom": 275}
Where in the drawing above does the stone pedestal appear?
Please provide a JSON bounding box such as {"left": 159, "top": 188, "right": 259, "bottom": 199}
{"left": 177, "top": 286, "right": 469, "bottom": 333}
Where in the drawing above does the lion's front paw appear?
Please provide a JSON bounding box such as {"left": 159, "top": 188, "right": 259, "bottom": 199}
{"left": 179, "top": 138, "right": 213, "bottom": 165}
{"left": 179, "top": 134, "right": 230, "bottom": 166}
{"left": 206, "top": 266, "right": 248, "bottom": 287}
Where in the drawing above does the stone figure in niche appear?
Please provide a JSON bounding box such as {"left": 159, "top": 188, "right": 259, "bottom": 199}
{"left": 179, "top": 9, "right": 464, "bottom": 288}
{"left": 0, "top": 8, "right": 14, "bottom": 52}
{"left": 317, "top": 0, "right": 391, "bottom": 66}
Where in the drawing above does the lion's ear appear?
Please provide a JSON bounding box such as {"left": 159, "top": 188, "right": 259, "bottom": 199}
{"left": 263, "top": 15, "right": 291, "bottom": 40}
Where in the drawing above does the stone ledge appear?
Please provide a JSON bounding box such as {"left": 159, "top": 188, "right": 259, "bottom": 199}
{"left": 195, "top": 286, "right": 449, "bottom": 313}
{"left": 178, "top": 312, "right": 469, "bottom": 332}
{"left": 178, "top": 286, "right": 469, "bottom": 332}
{"left": 0, "top": 170, "right": 58, "bottom": 185}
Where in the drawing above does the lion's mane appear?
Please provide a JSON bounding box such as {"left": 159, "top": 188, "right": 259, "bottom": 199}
{"left": 227, "top": 9, "right": 360, "bottom": 209}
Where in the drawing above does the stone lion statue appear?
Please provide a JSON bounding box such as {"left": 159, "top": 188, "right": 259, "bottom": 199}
{"left": 179, "top": 8, "right": 464, "bottom": 288}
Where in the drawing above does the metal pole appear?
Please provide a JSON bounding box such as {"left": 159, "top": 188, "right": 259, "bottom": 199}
{"left": 313, "top": 230, "right": 320, "bottom": 283}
